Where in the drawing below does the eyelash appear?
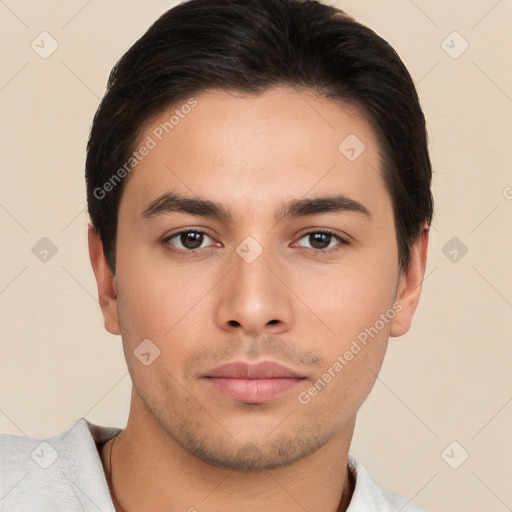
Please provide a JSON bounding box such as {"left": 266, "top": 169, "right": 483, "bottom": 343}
{"left": 162, "top": 228, "right": 349, "bottom": 255}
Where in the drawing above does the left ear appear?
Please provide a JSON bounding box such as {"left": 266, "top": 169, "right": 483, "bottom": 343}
{"left": 390, "top": 225, "right": 429, "bottom": 337}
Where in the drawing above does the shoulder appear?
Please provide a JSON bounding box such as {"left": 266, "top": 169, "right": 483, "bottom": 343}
{"left": 0, "top": 418, "right": 120, "bottom": 511}
{"left": 347, "top": 455, "right": 431, "bottom": 512}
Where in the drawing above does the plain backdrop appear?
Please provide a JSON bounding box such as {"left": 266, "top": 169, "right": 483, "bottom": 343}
{"left": 1, "top": 1, "right": 512, "bottom": 511}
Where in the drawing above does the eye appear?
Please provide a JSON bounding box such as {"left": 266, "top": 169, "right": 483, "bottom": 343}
{"left": 165, "top": 230, "right": 217, "bottom": 251}
{"left": 295, "top": 231, "right": 346, "bottom": 251}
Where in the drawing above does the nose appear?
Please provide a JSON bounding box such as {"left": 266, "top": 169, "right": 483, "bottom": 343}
{"left": 214, "top": 249, "right": 294, "bottom": 336}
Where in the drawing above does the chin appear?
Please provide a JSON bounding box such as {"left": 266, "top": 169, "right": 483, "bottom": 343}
{"left": 174, "top": 424, "right": 336, "bottom": 473}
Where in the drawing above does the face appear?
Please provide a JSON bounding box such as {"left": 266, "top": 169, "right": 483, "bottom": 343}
{"left": 90, "top": 86, "right": 427, "bottom": 471}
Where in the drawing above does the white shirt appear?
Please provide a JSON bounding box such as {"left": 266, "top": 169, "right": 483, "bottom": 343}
{"left": 0, "top": 418, "right": 430, "bottom": 511}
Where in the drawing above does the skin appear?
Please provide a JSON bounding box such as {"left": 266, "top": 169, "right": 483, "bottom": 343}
{"left": 89, "top": 86, "right": 429, "bottom": 511}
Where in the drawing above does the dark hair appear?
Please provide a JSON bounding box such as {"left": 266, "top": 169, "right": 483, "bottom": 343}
{"left": 86, "top": 0, "right": 433, "bottom": 272}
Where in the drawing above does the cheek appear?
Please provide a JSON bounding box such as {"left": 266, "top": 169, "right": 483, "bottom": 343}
{"left": 294, "top": 268, "right": 394, "bottom": 421}
{"left": 289, "top": 257, "right": 399, "bottom": 412}
{"left": 114, "top": 240, "right": 220, "bottom": 365}
{"left": 118, "top": 268, "right": 202, "bottom": 333}
{"left": 292, "top": 257, "right": 399, "bottom": 340}
{"left": 114, "top": 265, "right": 207, "bottom": 396}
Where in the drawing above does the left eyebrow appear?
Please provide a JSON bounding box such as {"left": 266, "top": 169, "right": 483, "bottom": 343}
{"left": 275, "top": 195, "right": 371, "bottom": 222}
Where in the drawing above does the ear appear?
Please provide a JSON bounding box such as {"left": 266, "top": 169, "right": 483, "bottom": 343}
{"left": 390, "top": 225, "right": 429, "bottom": 337}
{"left": 88, "top": 224, "right": 121, "bottom": 335}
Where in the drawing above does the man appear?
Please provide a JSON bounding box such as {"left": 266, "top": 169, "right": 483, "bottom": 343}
{"left": 0, "top": 0, "right": 433, "bottom": 510}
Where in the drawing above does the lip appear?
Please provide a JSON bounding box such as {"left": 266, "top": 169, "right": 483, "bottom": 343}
{"left": 204, "top": 361, "right": 303, "bottom": 379}
{"left": 202, "top": 361, "right": 306, "bottom": 403}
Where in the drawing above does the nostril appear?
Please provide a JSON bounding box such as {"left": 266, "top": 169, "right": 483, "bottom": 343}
{"left": 267, "top": 319, "right": 279, "bottom": 325}
{"left": 228, "top": 320, "right": 241, "bottom": 327}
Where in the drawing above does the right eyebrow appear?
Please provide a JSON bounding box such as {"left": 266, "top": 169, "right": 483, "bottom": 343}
{"left": 141, "top": 192, "right": 232, "bottom": 221}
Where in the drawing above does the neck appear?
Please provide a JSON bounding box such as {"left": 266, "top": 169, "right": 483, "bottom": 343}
{"left": 103, "top": 392, "right": 356, "bottom": 512}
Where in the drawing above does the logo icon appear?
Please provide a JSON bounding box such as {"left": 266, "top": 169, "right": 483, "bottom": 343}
{"left": 32, "top": 237, "right": 58, "bottom": 263}
{"left": 339, "top": 134, "right": 366, "bottom": 162}
{"left": 31, "top": 32, "right": 59, "bottom": 59}
{"left": 442, "top": 237, "right": 468, "bottom": 263}
{"left": 31, "top": 441, "right": 59, "bottom": 469}
{"left": 441, "top": 31, "right": 469, "bottom": 59}
{"left": 134, "top": 339, "right": 161, "bottom": 366}
{"left": 441, "top": 441, "right": 469, "bottom": 469}
{"left": 236, "top": 236, "right": 264, "bottom": 264}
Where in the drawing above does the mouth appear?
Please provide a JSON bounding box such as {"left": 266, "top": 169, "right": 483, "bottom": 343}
{"left": 201, "top": 361, "right": 307, "bottom": 403}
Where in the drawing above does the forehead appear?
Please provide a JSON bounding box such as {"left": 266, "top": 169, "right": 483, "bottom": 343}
{"left": 120, "top": 86, "right": 388, "bottom": 218}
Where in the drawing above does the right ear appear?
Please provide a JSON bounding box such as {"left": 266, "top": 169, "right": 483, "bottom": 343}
{"left": 88, "top": 224, "right": 121, "bottom": 335}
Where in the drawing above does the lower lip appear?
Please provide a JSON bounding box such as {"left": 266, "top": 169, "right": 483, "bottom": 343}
{"left": 204, "top": 377, "right": 304, "bottom": 403}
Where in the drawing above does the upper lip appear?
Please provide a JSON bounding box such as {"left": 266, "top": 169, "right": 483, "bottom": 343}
{"left": 203, "top": 361, "right": 304, "bottom": 379}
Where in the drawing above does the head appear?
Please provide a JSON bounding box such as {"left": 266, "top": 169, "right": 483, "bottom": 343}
{"left": 87, "top": 0, "right": 432, "bottom": 472}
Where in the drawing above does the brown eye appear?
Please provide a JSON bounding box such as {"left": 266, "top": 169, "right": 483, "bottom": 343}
{"left": 180, "top": 231, "right": 204, "bottom": 249}
{"left": 296, "top": 231, "right": 344, "bottom": 251}
{"left": 166, "top": 230, "right": 214, "bottom": 251}
{"left": 308, "top": 233, "right": 332, "bottom": 249}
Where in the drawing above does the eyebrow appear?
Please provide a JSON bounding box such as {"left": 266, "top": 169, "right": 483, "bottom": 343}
{"left": 142, "top": 192, "right": 232, "bottom": 220}
{"left": 275, "top": 195, "right": 370, "bottom": 221}
{"left": 141, "top": 192, "right": 370, "bottom": 221}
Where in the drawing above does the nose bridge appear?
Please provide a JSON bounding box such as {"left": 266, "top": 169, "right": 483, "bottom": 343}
{"left": 214, "top": 243, "right": 293, "bottom": 335}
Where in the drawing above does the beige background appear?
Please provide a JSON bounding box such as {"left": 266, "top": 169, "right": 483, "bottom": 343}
{"left": 1, "top": 1, "right": 511, "bottom": 510}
